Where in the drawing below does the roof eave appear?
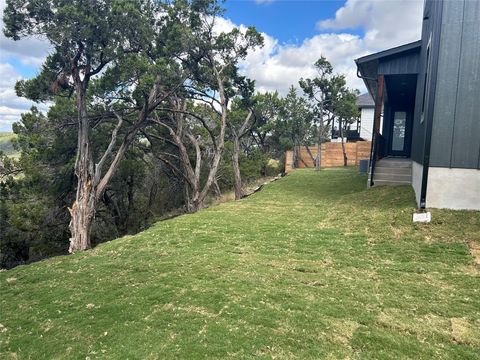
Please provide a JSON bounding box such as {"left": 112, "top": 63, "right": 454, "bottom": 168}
{"left": 355, "top": 40, "right": 422, "bottom": 64}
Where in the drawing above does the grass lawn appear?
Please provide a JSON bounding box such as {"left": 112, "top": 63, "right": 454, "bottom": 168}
{"left": 1, "top": 169, "right": 479, "bottom": 359}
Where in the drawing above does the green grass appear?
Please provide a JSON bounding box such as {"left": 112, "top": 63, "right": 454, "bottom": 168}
{"left": 0, "top": 132, "right": 18, "bottom": 158}
{"left": 1, "top": 169, "right": 479, "bottom": 359}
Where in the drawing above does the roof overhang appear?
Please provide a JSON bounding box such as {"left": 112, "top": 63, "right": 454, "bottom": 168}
{"left": 355, "top": 40, "right": 422, "bottom": 99}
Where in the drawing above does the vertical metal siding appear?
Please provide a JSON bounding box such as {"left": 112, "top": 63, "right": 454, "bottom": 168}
{"left": 378, "top": 51, "right": 420, "bottom": 75}
{"left": 429, "top": 0, "right": 464, "bottom": 167}
{"left": 411, "top": 1, "right": 436, "bottom": 165}
{"left": 450, "top": 0, "right": 480, "bottom": 169}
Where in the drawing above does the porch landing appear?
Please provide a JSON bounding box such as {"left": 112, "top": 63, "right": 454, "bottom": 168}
{"left": 371, "top": 158, "right": 412, "bottom": 186}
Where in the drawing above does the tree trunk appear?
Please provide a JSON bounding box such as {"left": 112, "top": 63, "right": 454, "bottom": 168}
{"left": 212, "top": 178, "right": 222, "bottom": 198}
{"left": 158, "top": 67, "right": 228, "bottom": 213}
{"left": 68, "top": 194, "right": 95, "bottom": 252}
{"left": 193, "top": 66, "right": 228, "bottom": 208}
{"left": 339, "top": 119, "right": 348, "bottom": 166}
{"left": 232, "top": 135, "right": 243, "bottom": 200}
{"left": 293, "top": 144, "right": 299, "bottom": 168}
{"left": 68, "top": 87, "right": 96, "bottom": 252}
{"left": 316, "top": 100, "right": 324, "bottom": 171}
{"left": 185, "top": 188, "right": 202, "bottom": 213}
{"left": 304, "top": 145, "right": 316, "bottom": 167}
{"left": 147, "top": 159, "right": 160, "bottom": 215}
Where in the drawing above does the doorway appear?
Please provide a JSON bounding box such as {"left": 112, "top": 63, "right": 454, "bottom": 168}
{"left": 387, "top": 109, "right": 412, "bottom": 157}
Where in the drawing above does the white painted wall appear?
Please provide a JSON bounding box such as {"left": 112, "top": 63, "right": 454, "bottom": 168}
{"left": 359, "top": 108, "right": 375, "bottom": 140}
{"left": 412, "top": 161, "right": 423, "bottom": 207}
{"left": 330, "top": 106, "right": 378, "bottom": 141}
{"left": 426, "top": 167, "right": 480, "bottom": 210}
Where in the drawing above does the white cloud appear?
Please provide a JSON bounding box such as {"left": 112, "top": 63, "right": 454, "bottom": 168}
{"left": 239, "top": 0, "right": 423, "bottom": 95}
{"left": 0, "top": 0, "right": 52, "bottom": 66}
{"left": 255, "top": 0, "right": 276, "bottom": 4}
{"left": 318, "top": 0, "right": 423, "bottom": 50}
{"left": 215, "top": 16, "right": 367, "bottom": 95}
{"left": 0, "top": 63, "right": 48, "bottom": 132}
{"left": 0, "top": 0, "right": 424, "bottom": 130}
{"left": 0, "top": 0, "right": 50, "bottom": 131}
{"left": 241, "top": 32, "right": 368, "bottom": 95}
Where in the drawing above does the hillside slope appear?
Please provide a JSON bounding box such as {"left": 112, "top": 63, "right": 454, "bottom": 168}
{"left": 0, "top": 132, "right": 18, "bottom": 158}
{"left": 1, "top": 169, "right": 479, "bottom": 359}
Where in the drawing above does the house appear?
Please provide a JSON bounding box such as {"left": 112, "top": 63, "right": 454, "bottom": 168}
{"left": 355, "top": 93, "right": 375, "bottom": 141}
{"left": 330, "top": 93, "right": 374, "bottom": 142}
{"left": 355, "top": 0, "right": 480, "bottom": 210}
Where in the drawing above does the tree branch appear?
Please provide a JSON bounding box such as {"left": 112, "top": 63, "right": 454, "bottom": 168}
{"left": 94, "top": 110, "right": 123, "bottom": 187}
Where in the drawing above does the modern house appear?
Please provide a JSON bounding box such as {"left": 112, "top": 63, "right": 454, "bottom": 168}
{"left": 330, "top": 93, "right": 374, "bottom": 142}
{"left": 355, "top": 0, "right": 480, "bottom": 210}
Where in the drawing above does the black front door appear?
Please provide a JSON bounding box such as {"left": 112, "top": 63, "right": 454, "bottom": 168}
{"left": 388, "top": 109, "right": 412, "bottom": 157}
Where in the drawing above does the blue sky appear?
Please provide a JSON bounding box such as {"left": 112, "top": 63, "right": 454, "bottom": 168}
{"left": 224, "top": 0, "right": 360, "bottom": 44}
{"left": 0, "top": 0, "right": 424, "bottom": 132}
{"left": 5, "top": 57, "right": 39, "bottom": 78}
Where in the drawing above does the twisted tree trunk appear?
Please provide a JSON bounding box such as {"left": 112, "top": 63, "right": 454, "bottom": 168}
{"left": 68, "top": 77, "right": 164, "bottom": 252}
{"left": 232, "top": 135, "right": 243, "bottom": 199}
{"left": 68, "top": 87, "right": 96, "bottom": 252}
{"left": 231, "top": 110, "right": 254, "bottom": 200}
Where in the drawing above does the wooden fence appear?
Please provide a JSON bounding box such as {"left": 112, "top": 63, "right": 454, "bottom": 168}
{"left": 285, "top": 141, "right": 371, "bottom": 172}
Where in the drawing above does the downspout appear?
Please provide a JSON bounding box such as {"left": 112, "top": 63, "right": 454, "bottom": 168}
{"left": 356, "top": 69, "right": 377, "bottom": 82}
{"left": 355, "top": 66, "right": 379, "bottom": 186}
{"left": 419, "top": 1, "right": 443, "bottom": 209}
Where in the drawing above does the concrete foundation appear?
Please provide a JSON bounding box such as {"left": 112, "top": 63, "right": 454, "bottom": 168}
{"left": 426, "top": 167, "right": 480, "bottom": 210}
{"left": 412, "top": 161, "right": 423, "bottom": 207}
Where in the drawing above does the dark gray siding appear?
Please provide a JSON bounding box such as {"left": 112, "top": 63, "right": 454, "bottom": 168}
{"left": 411, "top": 0, "right": 443, "bottom": 164}
{"left": 430, "top": 0, "right": 480, "bottom": 169}
{"left": 429, "top": 0, "right": 463, "bottom": 166}
{"left": 378, "top": 51, "right": 420, "bottom": 75}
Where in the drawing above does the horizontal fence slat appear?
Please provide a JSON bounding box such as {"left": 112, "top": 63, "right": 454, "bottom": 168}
{"left": 286, "top": 141, "right": 371, "bottom": 172}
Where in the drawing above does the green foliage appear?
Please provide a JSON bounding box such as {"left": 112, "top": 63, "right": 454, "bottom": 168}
{"left": 299, "top": 56, "right": 360, "bottom": 142}
{"left": 0, "top": 103, "right": 183, "bottom": 268}
{"left": 1, "top": 169, "right": 479, "bottom": 358}
{"left": 4, "top": 0, "right": 155, "bottom": 90}
{"left": 219, "top": 145, "right": 270, "bottom": 189}
{"left": 275, "top": 86, "right": 315, "bottom": 149}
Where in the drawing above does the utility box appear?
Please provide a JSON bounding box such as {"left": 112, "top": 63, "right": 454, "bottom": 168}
{"left": 359, "top": 159, "right": 369, "bottom": 174}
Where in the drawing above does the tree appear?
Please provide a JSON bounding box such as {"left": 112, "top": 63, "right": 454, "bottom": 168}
{"left": 3, "top": 0, "right": 158, "bottom": 251}
{"left": 228, "top": 78, "right": 256, "bottom": 200}
{"left": 299, "top": 57, "right": 340, "bottom": 170}
{"left": 332, "top": 86, "right": 360, "bottom": 166}
{"left": 0, "top": 106, "right": 75, "bottom": 267}
{"left": 152, "top": 15, "right": 263, "bottom": 211}
{"left": 249, "top": 91, "right": 282, "bottom": 165}
{"left": 276, "top": 86, "right": 314, "bottom": 168}
{"left": 0, "top": 99, "right": 173, "bottom": 268}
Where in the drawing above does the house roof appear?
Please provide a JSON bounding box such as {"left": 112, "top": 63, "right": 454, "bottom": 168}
{"left": 356, "top": 93, "right": 374, "bottom": 108}
{"left": 355, "top": 40, "right": 422, "bottom": 65}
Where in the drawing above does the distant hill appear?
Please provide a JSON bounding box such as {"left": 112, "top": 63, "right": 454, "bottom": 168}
{"left": 0, "top": 132, "right": 18, "bottom": 158}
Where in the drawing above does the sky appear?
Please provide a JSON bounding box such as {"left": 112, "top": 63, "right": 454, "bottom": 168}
{"left": 0, "top": 0, "right": 424, "bottom": 132}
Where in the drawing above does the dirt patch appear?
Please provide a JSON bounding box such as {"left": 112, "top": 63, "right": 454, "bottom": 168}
{"left": 293, "top": 267, "right": 319, "bottom": 274}
{"left": 300, "top": 280, "right": 327, "bottom": 287}
{"left": 376, "top": 310, "right": 452, "bottom": 341}
{"left": 451, "top": 318, "right": 480, "bottom": 346}
{"left": 469, "top": 242, "right": 480, "bottom": 266}
{"left": 328, "top": 319, "right": 360, "bottom": 346}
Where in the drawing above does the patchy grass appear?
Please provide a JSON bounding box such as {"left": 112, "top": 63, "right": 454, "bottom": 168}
{"left": 1, "top": 169, "right": 479, "bottom": 359}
